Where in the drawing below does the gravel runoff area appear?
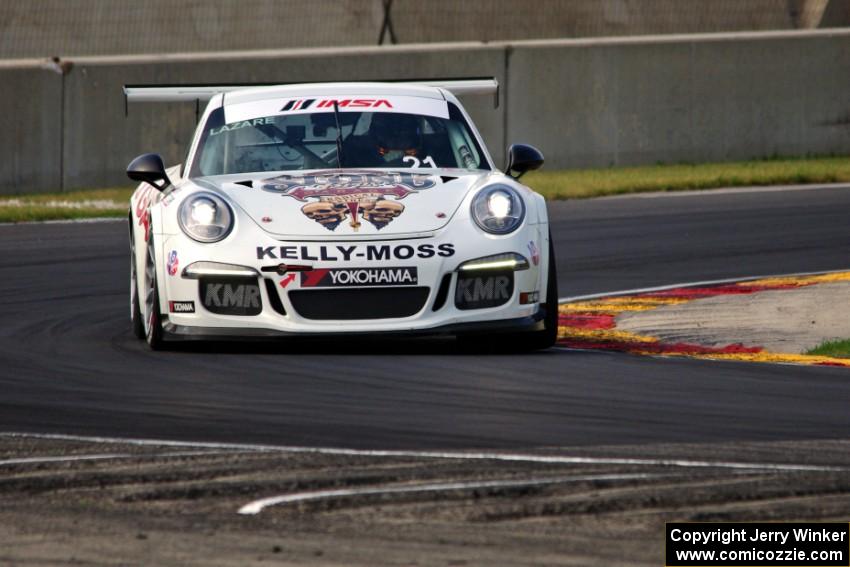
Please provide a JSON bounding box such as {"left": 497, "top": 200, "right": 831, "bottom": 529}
{"left": 616, "top": 281, "right": 850, "bottom": 355}
{"left": 2, "top": 434, "right": 850, "bottom": 566}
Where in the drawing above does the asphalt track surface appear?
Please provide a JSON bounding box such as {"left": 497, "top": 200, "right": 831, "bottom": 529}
{"left": 2, "top": 184, "right": 850, "bottom": 450}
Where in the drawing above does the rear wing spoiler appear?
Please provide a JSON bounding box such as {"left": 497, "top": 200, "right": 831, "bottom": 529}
{"left": 123, "top": 77, "right": 499, "bottom": 115}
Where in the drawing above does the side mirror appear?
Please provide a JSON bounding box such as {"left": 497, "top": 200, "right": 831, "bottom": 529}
{"left": 127, "top": 153, "right": 170, "bottom": 191}
{"left": 505, "top": 144, "right": 544, "bottom": 179}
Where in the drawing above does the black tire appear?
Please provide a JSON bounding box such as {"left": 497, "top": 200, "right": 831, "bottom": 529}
{"left": 143, "top": 237, "right": 165, "bottom": 350}
{"left": 129, "top": 222, "right": 145, "bottom": 340}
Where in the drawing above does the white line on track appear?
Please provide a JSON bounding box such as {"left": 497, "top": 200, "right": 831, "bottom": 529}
{"left": 1, "top": 432, "right": 842, "bottom": 473}
{"left": 0, "top": 453, "right": 131, "bottom": 466}
{"left": 0, "top": 450, "right": 242, "bottom": 467}
{"left": 558, "top": 268, "right": 850, "bottom": 303}
{"left": 237, "top": 472, "right": 665, "bottom": 515}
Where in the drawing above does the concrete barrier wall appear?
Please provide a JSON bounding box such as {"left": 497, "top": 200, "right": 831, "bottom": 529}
{"left": 0, "top": 60, "right": 62, "bottom": 195}
{"left": 0, "top": 1, "right": 384, "bottom": 57}
{"left": 506, "top": 29, "right": 850, "bottom": 168}
{"left": 5, "top": 0, "right": 847, "bottom": 59}
{"left": 3, "top": 29, "right": 850, "bottom": 194}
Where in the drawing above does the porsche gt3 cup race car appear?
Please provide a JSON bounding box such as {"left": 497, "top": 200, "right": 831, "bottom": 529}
{"left": 126, "top": 79, "right": 558, "bottom": 350}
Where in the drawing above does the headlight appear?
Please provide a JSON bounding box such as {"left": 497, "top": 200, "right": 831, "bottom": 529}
{"left": 178, "top": 192, "right": 234, "bottom": 243}
{"left": 471, "top": 185, "right": 525, "bottom": 234}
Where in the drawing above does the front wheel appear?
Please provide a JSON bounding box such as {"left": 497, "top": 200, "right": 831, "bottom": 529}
{"left": 143, "top": 238, "right": 164, "bottom": 350}
{"left": 129, "top": 223, "right": 145, "bottom": 340}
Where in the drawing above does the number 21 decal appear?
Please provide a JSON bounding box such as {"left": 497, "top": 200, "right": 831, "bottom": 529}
{"left": 402, "top": 155, "right": 437, "bottom": 168}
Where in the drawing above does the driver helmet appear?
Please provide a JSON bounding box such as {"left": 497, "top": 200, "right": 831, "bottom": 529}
{"left": 371, "top": 113, "right": 422, "bottom": 155}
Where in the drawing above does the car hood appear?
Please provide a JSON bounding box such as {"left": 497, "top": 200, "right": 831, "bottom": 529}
{"left": 194, "top": 169, "right": 490, "bottom": 238}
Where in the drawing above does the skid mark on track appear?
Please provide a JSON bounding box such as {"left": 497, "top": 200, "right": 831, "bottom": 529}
{"left": 557, "top": 271, "right": 850, "bottom": 368}
{"left": 237, "top": 472, "right": 667, "bottom": 515}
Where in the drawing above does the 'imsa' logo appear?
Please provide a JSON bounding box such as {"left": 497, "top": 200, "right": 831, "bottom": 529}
{"left": 200, "top": 280, "right": 262, "bottom": 316}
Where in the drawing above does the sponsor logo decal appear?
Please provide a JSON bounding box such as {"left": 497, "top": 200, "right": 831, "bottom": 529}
{"left": 166, "top": 250, "right": 179, "bottom": 276}
{"left": 201, "top": 280, "right": 263, "bottom": 316}
{"left": 300, "top": 267, "right": 418, "bottom": 288}
{"left": 210, "top": 117, "right": 276, "bottom": 137}
{"left": 528, "top": 241, "right": 540, "bottom": 266}
{"left": 279, "top": 273, "right": 297, "bottom": 288}
{"left": 261, "top": 171, "right": 436, "bottom": 232}
{"left": 455, "top": 272, "right": 514, "bottom": 310}
{"left": 255, "top": 243, "right": 455, "bottom": 261}
{"left": 133, "top": 185, "right": 156, "bottom": 242}
{"left": 204, "top": 283, "right": 259, "bottom": 308}
{"left": 168, "top": 301, "right": 195, "bottom": 313}
{"left": 280, "top": 99, "right": 392, "bottom": 112}
{"left": 519, "top": 291, "right": 539, "bottom": 305}
{"left": 280, "top": 99, "right": 316, "bottom": 111}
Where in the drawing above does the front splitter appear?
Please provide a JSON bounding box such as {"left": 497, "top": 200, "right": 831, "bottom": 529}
{"left": 162, "top": 311, "right": 544, "bottom": 342}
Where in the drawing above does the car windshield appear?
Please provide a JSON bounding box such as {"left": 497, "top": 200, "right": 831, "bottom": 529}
{"left": 190, "top": 102, "right": 490, "bottom": 176}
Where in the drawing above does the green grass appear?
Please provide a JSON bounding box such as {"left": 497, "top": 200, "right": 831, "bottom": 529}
{"left": 523, "top": 156, "right": 850, "bottom": 200}
{"left": 806, "top": 339, "right": 850, "bottom": 359}
{"left": 0, "top": 207, "right": 131, "bottom": 223}
{"left": 0, "top": 187, "right": 133, "bottom": 222}
{"left": 3, "top": 156, "right": 850, "bottom": 222}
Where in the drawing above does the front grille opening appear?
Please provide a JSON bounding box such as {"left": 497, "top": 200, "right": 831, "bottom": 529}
{"left": 264, "top": 278, "right": 287, "bottom": 315}
{"left": 432, "top": 273, "right": 452, "bottom": 311}
{"left": 289, "top": 287, "right": 430, "bottom": 320}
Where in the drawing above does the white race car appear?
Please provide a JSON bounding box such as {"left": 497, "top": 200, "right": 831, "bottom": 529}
{"left": 126, "top": 80, "right": 557, "bottom": 350}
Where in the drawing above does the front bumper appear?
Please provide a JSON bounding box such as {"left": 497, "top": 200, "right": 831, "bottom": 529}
{"left": 155, "top": 218, "right": 548, "bottom": 338}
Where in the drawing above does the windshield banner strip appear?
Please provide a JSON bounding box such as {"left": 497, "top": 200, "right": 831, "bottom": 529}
{"left": 224, "top": 96, "right": 450, "bottom": 124}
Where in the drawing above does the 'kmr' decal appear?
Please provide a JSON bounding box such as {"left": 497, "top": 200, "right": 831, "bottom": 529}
{"left": 455, "top": 272, "right": 514, "bottom": 310}
{"left": 261, "top": 171, "right": 436, "bottom": 232}
{"left": 201, "top": 281, "right": 262, "bottom": 316}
